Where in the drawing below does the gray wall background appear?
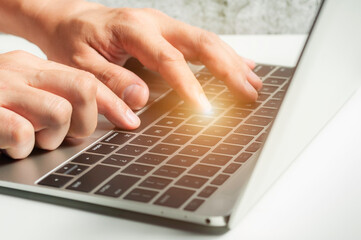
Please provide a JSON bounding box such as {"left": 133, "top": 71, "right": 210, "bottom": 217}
{"left": 89, "top": 0, "right": 321, "bottom": 34}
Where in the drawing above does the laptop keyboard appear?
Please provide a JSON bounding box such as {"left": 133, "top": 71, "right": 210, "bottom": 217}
{"left": 37, "top": 64, "right": 293, "bottom": 211}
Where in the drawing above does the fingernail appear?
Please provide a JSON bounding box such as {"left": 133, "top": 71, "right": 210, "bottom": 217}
{"left": 125, "top": 109, "right": 140, "bottom": 126}
{"left": 198, "top": 93, "right": 212, "bottom": 113}
{"left": 122, "top": 84, "right": 145, "bottom": 110}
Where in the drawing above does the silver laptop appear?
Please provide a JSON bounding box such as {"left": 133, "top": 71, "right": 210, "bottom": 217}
{"left": 0, "top": 0, "right": 360, "bottom": 229}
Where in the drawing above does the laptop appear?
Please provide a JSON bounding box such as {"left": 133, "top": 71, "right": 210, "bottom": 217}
{"left": 0, "top": 0, "right": 360, "bottom": 229}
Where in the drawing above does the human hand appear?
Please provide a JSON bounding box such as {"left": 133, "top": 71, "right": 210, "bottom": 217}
{"left": 0, "top": 50, "right": 140, "bottom": 159}
{"left": 31, "top": 0, "right": 262, "bottom": 112}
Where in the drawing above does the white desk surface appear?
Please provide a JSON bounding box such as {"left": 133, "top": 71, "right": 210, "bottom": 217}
{"left": 1, "top": 34, "right": 361, "bottom": 240}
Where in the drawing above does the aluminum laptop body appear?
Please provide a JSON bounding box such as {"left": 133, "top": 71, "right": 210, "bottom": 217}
{"left": 0, "top": 0, "right": 360, "bottom": 229}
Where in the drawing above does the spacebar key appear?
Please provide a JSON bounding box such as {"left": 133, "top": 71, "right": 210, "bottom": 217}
{"left": 66, "top": 165, "right": 118, "bottom": 192}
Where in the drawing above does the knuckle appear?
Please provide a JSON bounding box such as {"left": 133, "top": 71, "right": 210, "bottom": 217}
{"left": 198, "top": 30, "right": 220, "bottom": 52}
{"left": 8, "top": 117, "right": 34, "bottom": 148}
{"left": 7, "top": 50, "right": 30, "bottom": 58}
{"left": 48, "top": 97, "right": 72, "bottom": 126}
{"left": 72, "top": 72, "right": 98, "bottom": 103}
{"left": 158, "top": 49, "right": 184, "bottom": 65}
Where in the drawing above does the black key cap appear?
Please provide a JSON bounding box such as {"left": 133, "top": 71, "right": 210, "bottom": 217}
{"left": 264, "top": 99, "right": 282, "bottom": 108}
{"left": 271, "top": 67, "right": 294, "bottom": 77}
{"left": 235, "top": 102, "right": 261, "bottom": 110}
{"left": 260, "top": 85, "right": 278, "bottom": 94}
{"left": 38, "top": 174, "right": 72, "bottom": 188}
{"left": 175, "top": 124, "right": 203, "bottom": 135}
{"left": 149, "top": 144, "right": 180, "bottom": 155}
{"left": 192, "top": 135, "right": 221, "bottom": 147}
{"left": 156, "top": 117, "right": 183, "bottom": 128}
{"left": 162, "top": 134, "right": 192, "bottom": 145}
{"left": 136, "top": 153, "right": 167, "bottom": 165}
{"left": 184, "top": 199, "right": 205, "bottom": 211}
{"left": 198, "top": 186, "right": 218, "bottom": 198}
{"left": 139, "top": 176, "right": 172, "bottom": 190}
{"left": 225, "top": 109, "right": 251, "bottom": 118}
{"left": 186, "top": 116, "right": 213, "bottom": 126}
{"left": 71, "top": 153, "right": 103, "bottom": 165}
{"left": 95, "top": 174, "right": 140, "bottom": 197}
{"left": 274, "top": 91, "right": 286, "bottom": 99}
{"left": 246, "top": 142, "right": 262, "bottom": 152}
{"left": 223, "top": 163, "right": 242, "bottom": 174}
{"left": 176, "top": 175, "right": 208, "bottom": 189}
{"left": 180, "top": 145, "right": 210, "bottom": 157}
{"left": 211, "top": 174, "right": 230, "bottom": 186}
{"left": 122, "top": 164, "right": 154, "bottom": 176}
{"left": 281, "top": 83, "right": 290, "bottom": 90}
{"left": 102, "top": 154, "right": 134, "bottom": 167}
{"left": 211, "top": 99, "right": 234, "bottom": 109}
{"left": 143, "top": 126, "right": 172, "bottom": 137}
{"left": 253, "top": 65, "right": 276, "bottom": 77}
{"left": 256, "top": 133, "right": 267, "bottom": 142}
{"left": 56, "top": 164, "right": 89, "bottom": 176}
{"left": 257, "top": 93, "right": 271, "bottom": 102}
{"left": 224, "top": 134, "right": 253, "bottom": 145}
{"left": 168, "top": 109, "right": 192, "bottom": 118}
{"left": 117, "top": 145, "right": 147, "bottom": 156}
{"left": 236, "top": 124, "right": 263, "bottom": 135}
{"left": 245, "top": 116, "right": 273, "bottom": 126}
{"left": 214, "top": 117, "right": 242, "bottom": 127}
{"left": 255, "top": 107, "right": 277, "bottom": 117}
{"left": 87, "top": 143, "right": 118, "bottom": 155}
{"left": 154, "top": 165, "right": 186, "bottom": 178}
{"left": 213, "top": 144, "right": 243, "bottom": 155}
{"left": 130, "top": 135, "right": 160, "bottom": 146}
{"left": 201, "top": 154, "right": 231, "bottom": 166}
{"left": 263, "top": 77, "right": 286, "bottom": 85}
{"left": 189, "top": 164, "right": 220, "bottom": 177}
{"left": 154, "top": 187, "right": 195, "bottom": 208}
{"left": 203, "top": 84, "right": 225, "bottom": 94}
{"left": 67, "top": 165, "right": 118, "bottom": 192}
{"left": 218, "top": 91, "right": 235, "bottom": 100}
{"left": 167, "top": 155, "right": 198, "bottom": 167}
{"left": 203, "top": 126, "right": 232, "bottom": 137}
{"left": 124, "top": 188, "right": 158, "bottom": 203}
{"left": 101, "top": 132, "right": 135, "bottom": 145}
{"left": 235, "top": 152, "right": 253, "bottom": 163}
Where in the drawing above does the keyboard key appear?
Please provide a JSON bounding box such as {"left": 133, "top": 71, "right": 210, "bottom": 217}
{"left": 143, "top": 126, "right": 172, "bottom": 137}
{"left": 154, "top": 187, "right": 195, "bottom": 208}
{"left": 210, "top": 78, "right": 224, "bottom": 85}
{"left": 154, "top": 165, "right": 186, "bottom": 178}
{"left": 56, "top": 164, "right": 89, "bottom": 176}
{"left": 167, "top": 155, "right": 198, "bottom": 167}
{"left": 156, "top": 117, "right": 183, "bottom": 128}
{"left": 281, "top": 83, "right": 290, "bottom": 90}
{"left": 235, "top": 152, "right": 253, "bottom": 163}
{"left": 201, "top": 154, "right": 232, "bottom": 166}
{"left": 195, "top": 72, "right": 214, "bottom": 81}
{"left": 102, "top": 154, "right": 134, "bottom": 167}
{"left": 274, "top": 91, "right": 286, "bottom": 99}
{"left": 168, "top": 109, "right": 192, "bottom": 118}
{"left": 149, "top": 144, "right": 180, "bottom": 155}
{"left": 189, "top": 164, "right": 220, "bottom": 177}
{"left": 101, "top": 132, "right": 135, "bottom": 145}
{"left": 67, "top": 165, "right": 119, "bottom": 192}
{"left": 236, "top": 124, "right": 263, "bottom": 135}
{"left": 211, "top": 99, "right": 234, "bottom": 109}
{"left": 122, "top": 164, "right": 154, "bottom": 176}
{"left": 223, "top": 163, "right": 242, "bottom": 174}
{"left": 213, "top": 144, "right": 243, "bottom": 155}
{"left": 184, "top": 199, "right": 205, "bottom": 211}
{"left": 225, "top": 109, "right": 251, "bottom": 118}
{"left": 260, "top": 85, "right": 278, "bottom": 94}
{"left": 214, "top": 117, "right": 242, "bottom": 127}
{"left": 38, "top": 174, "right": 72, "bottom": 188}
{"left": 117, "top": 145, "right": 147, "bottom": 156}
{"left": 180, "top": 145, "right": 210, "bottom": 157}
{"left": 71, "top": 153, "right": 103, "bottom": 165}
{"left": 245, "top": 116, "right": 273, "bottom": 126}
{"left": 192, "top": 135, "right": 221, "bottom": 147}
{"left": 203, "top": 84, "right": 225, "bottom": 94}
{"left": 139, "top": 176, "right": 172, "bottom": 190}
{"left": 211, "top": 174, "right": 230, "bottom": 186}
{"left": 198, "top": 186, "right": 218, "bottom": 198}
{"left": 253, "top": 65, "right": 276, "bottom": 77}
{"left": 256, "top": 133, "right": 267, "bottom": 142}
{"left": 263, "top": 77, "right": 286, "bottom": 85}
{"left": 162, "top": 134, "right": 192, "bottom": 145}
{"left": 255, "top": 107, "right": 277, "bottom": 117}
{"left": 124, "top": 188, "right": 158, "bottom": 203}
{"left": 130, "top": 135, "right": 160, "bottom": 146}
{"left": 271, "top": 67, "right": 294, "bottom": 77}
{"left": 186, "top": 116, "right": 213, "bottom": 126}
{"left": 235, "top": 102, "right": 261, "bottom": 110}
{"left": 246, "top": 142, "right": 262, "bottom": 152}
{"left": 87, "top": 143, "right": 118, "bottom": 155}
{"left": 95, "top": 174, "right": 140, "bottom": 197}
{"left": 136, "top": 153, "right": 167, "bottom": 165}
{"left": 218, "top": 91, "right": 235, "bottom": 100}
{"left": 224, "top": 134, "right": 253, "bottom": 145}
{"left": 257, "top": 93, "right": 271, "bottom": 102}
{"left": 264, "top": 99, "right": 282, "bottom": 108}
{"left": 203, "top": 126, "right": 232, "bottom": 137}
{"left": 175, "top": 125, "right": 203, "bottom": 135}
{"left": 176, "top": 175, "right": 208, "bottom": 189}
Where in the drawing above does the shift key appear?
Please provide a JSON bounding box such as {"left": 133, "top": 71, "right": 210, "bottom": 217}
{"left": 66, "top": 165, "right": 118, "bottom": 192}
